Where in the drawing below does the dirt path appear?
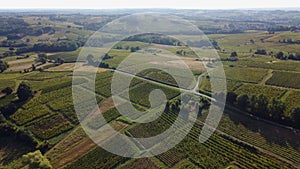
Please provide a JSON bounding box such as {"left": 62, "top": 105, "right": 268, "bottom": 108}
{"left": 259, "top": 69, "right": 273, "bottom": 85}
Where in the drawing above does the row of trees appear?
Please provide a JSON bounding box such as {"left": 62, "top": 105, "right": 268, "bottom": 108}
{"left": 274, "top": 51, "right": 300, "bottom": 61}
{"left": 227, "top": 92, "right": 300, "bottom": 129}
{"left": 0, "top": 60, "right": 9, "bottom": 73}
{"left": 253, "top": 48, "right": 300, "bottom": 61}
{"left": 124, "top": 33, "right": 182, "bottom": 46}
{"left": 278, "top": 39, "right": 300, "bottom": 44}
{"left": 15, "top": 40, "right": 80, "bottom": 55}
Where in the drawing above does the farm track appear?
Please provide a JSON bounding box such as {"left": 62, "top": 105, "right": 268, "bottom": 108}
{"left": 259, "top": 69, "right": 273, "bottom": 85}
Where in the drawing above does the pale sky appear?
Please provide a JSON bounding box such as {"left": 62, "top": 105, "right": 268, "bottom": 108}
{"left": 0, "top": 0, "right": 299, "bottom": 9}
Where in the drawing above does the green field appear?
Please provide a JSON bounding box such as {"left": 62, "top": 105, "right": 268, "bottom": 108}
{"left": 234, "top": 83, "right": 287, "bottom": 99}
{"left": 266, "top": 71, "right": 300, "bottom": 89}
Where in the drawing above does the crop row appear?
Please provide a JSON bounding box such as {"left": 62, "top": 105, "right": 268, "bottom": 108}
{"left": 87, "top": 107, "right": 121, "bottom": 130}
{"left": 223, "top": 66, "right": 269, "bottom": 83}
{"left": 10, "top": 105, "right": 54, "bottom": 126}
{"left": 266, "top": 71, "right": 300, "bottom": 89}
{"left": 179, "top": 124, "right": 291, "bottom": 168}
{"left": 28, "top": 114, "right": 73, "bottom": 140}
{"left": 284, "top": 90, "right": 300, "bottom": 113}
{"left": 203, "top": 109, "right": 300, "bottom": 164}
{"left": 128, "top": 111, "right": 293, "bottom": 168}
{"left": 18, "top": 71, "right": 71, "bottom": 81}
{"left": 199, "top": 77, "right": 242, "bottom": 92}
{"left": 234, "top": 83, "right": 287, "bottom": 99}
{"left": 156, "top": 148, "right": 186, "bottom": 167}
{"left": 65, "top": 146, "right": 128, "bottom": 169}
{"left": 125, "top": 82, "right": 180, "bottom": 108}
{"left": 145, "top": 70, "right": 194, "bottom": 89}
{"left": 120, "top": 158, "right": 160, "bottom": 169}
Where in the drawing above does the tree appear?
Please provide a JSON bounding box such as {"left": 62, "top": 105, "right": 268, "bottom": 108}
{"left": 237, "top": 94, "right": 249, "bottom": 110}
{"left": 37, "top": 53, "right": 47, "bottom": 64}
{"left": 1, "top": 87, "right": 13, "bottom": 95}
{"left": 276, "top": 52, "right": 284, "bottom": 60}
{"left": 56, "top": 58, "right": 64, "bottom": 64}
{"left": 291, "top": 108, "right": 300, "bottom": 128}
{"left": 227, "top": 92, "right": 237, "bottom": 104}
{"left": 0, "top": 60, "right": 9, "bottom": 73}
{"left": 130, "top": 47, "right": 137, "bottom": 52}
{"left": 230, "top": 51, "right": 238, "bottom": 57}
{"left": 17, "top": 82, "right": 33, "bottom": 101}
{"left": 211, "top": 40, "right": 220, "bottom": 50}
{"left": 255, "top": 49, "right": 267, "bottom": 55}
{"left": 86, "top": 54, "right": 94, "bottom": 65}
{"left": 252, "top": 94, "right": 269, "bottom": 117}
{"left": 32, "top": 64, "right": 36, "bottom": 71}
{"left": 22, "top": 150, "right": 53, "bottom": 169}
{"left": 164, "top": 101, "right": 170, "bottom": 113}
{"left": 268, "top": 98, "right": 286, "bottom": 120}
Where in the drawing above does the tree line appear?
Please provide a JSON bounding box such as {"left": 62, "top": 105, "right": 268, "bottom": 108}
{"left": 227, "top": 92, "right": 300, "bottom": 129}
{"left": 15, "top": 40, "right": 80, "bottom": 55}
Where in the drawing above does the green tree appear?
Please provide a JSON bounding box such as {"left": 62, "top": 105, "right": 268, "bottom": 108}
{"left": 22, "top": 150, "right": 53, "bottom": 169}
{"left": 86, "top": 54, "right": 94, "bottom": 65}
{"left": 37, "top": 53, "right": 47, "bottom": 64}
{"left": 276, "top": 51, "right": 284, "bottom": 60}
{"left": 0, "top": 60, "right": 9, "bottom": 73}
{"left": 230, "top": 51, "right": 238, "bottom": 57}
{"left": 164, "top": 101, "right": 170, "bottom": 113}
{"left": 291, "top": 108, "right": 300, "bottom": 128}
{"left": 130, "top": 47, "right": 137, "bottom": 52}
{"left": 237, "top": 94, "right": 249, "bottom": 110}
{"left": 227, "top": 92, "right": 237, "bottom": 104}
{"left": 17, "top": 82, "right": 33, "bottom": 101}
{"left": 268, "top": 98, "right": 286, "bottom": 120}
{"left": 32, "top": 64, "right": 36, "bottom": 71}
{"left": 252, "top": 94, "right": 269, "bottom": 116}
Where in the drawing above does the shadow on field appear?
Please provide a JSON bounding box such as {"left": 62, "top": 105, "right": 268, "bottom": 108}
{"left": 225, "top": 110, "right": 300, "bottom": 152}
{"left": 0, "top": 136, "right": 34, "bottom": 165}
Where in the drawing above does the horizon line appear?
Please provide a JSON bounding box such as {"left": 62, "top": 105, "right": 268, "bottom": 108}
{"left": 0, "top": 7, "right": 300, "bottom": 10}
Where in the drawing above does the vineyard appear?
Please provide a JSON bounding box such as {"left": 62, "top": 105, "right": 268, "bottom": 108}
{"left": 1, "top": 12, "right": 300, "bottom": 169}
{"left": 199, "top": 77, "right": 242, "bottom": 92}
{"left": 126, "top": 111, "right": 294, "bottom": 168}
{"left": 120, "top": 158, "right": 161, "bottom": 169}
{"left": 283, "top": 90, "right": 300, "bottom": 113}
{"left": 266, "top": 71, "right": 300, "bottom": 89}
{"left": 87, "top": 107, "right": 121, "bottom": 130}
{"left": 28, "top": 114, "right": 74, "bottom": 140}
{"left": 223, "top": 66, "right": 269, "bottom": 83}
{"left": 18, "top": 71, "right": 71, "bottom": 81}
{"left": 222, "top": 55, "right": 300, "bottom": 72}
{"left": 214, "top": 110, "right": 300, "bottom": 164}
{"left": 10, "top": 105, "right": 54, "bottom": 125}
{"left": 5, "top": 71, "right": 103, "bottom": 145}
{"left": 126, "top": 82, "right": 180, "bottom": 107}
{"left": 143, "top": 69, "right": 195, "bottom": 89}
{"left": 234, "top": 83, "right": 287, "bottom": 99}
{"left": 64, "top": 146, "right": 128, "bottom": 169}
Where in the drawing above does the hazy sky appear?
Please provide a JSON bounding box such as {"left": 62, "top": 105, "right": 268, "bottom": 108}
{"left": 0, "top": 0, "right": 299, "bottom": 9}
